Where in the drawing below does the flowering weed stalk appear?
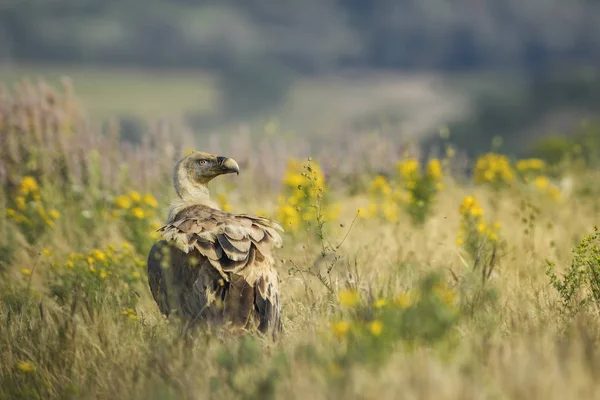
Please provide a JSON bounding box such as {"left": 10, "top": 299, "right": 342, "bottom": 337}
{"left": 276, "top": 158, "right": 339, "bottom": 233}
{"left": 396, "top": 158, "right": 444, "bottom": 225}
{"left": 111, "top": 191, "right": 161, "bottom": 254}
{"left": 474, "top": 153, "right": 515, "bottom": 191}
{"left": 48, "top": 243, "right": 145, "bottom": 313}
{"left": 457, "top": 196, "right": 503, "bottom": 273}
{"left": 5, "top": 176, "right": 60, "bottom": 244}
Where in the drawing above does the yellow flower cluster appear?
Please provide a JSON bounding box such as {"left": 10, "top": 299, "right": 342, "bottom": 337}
{"left": 332, "top": 320, "right": 350, "bottom": 338}
{"left": 113, "top": 191, "right": 158, "bottom": 219}
{"left": 397, "top": 158, "right": 420, "bottom": 187}
{"left": 457, "top": 196, "right": 501, "bottom": 252}
{"left": 6, "top": 176, "right": 60, "bottom": 242}
{"left": 15, "top": 361, "right": 36, "bottom": 373}
{"left": 276, "top": 159, "right": 339, "bottom": 232}
{"left": 120, "top": 308, "right": 141, "bottom": 321}
{"left": 426, "top": 159, "right": 443, "bottom": 182}
{"left": 399, "top": 158, "right": 444, "bottom": 223}
{"left": 111, "top": 191, "right": 162, "bottom": 252}
{"left": 360, "top": 176, "right": 403, "bottom": 222}
{"left": 361, "top": 158, "right": 443, "bottom": 225}
{"left": 338, "top": 288, "right": 360, "bottom": 307}
{"left": 331, "top": 318, "right": 384, "bottom": 339}
{"left": 59, "top": 243, "right": 144, "bottom": 283}
{"left": 393, "top": 291, "right": 419, "bottom": 309}
{"left": 532, "top": 176, "right": 562, "bottom": 201}
{"left": 516, "top": 158, "right": 546, "bottom": 173}
{"left": 331, "top": 281, "right": 457, "bottom": 342}
{"left": 458, "top": 195, "right": 484, "bottom": 217}
{"left": 474, "top": 153, "right": 515, "bottom": 187}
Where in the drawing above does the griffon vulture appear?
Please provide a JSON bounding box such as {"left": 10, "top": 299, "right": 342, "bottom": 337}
{"left": 147, "top": 151, "right": 283, "bottom": 337}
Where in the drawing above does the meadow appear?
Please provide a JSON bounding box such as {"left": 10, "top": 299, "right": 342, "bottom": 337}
{"left": 3, "top": 78, "right": 600, "bottom": 400}
{"left": 0, "top": 64, "right": 465, "bottom": 140}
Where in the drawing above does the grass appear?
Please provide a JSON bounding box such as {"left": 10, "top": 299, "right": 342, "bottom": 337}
{"left": 0, "top": 63, "right": 216, "bottom": 120}
{"left": 3, "top": 77, "right": 600, "bottom": 399}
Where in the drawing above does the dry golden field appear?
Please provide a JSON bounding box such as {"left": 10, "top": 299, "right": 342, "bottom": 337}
{"left": 2, "top": 79, "right": 600, "bottom": 400}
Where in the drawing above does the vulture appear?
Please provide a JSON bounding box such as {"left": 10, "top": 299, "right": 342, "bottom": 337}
{"left": 147, "top": 151, "right": 283, "bottom": 337}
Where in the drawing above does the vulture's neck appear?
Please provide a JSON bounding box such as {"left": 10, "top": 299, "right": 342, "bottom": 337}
{"left": 168, "top": 169, "right": 215, "bottom": 222}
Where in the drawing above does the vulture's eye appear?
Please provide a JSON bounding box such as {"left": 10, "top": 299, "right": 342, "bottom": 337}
{"left": 198, "top": 159, "right": 208, "bottom": 165}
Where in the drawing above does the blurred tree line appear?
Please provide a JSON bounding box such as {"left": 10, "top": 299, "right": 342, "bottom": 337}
{"left": 3, "top": 0, "right": 600, "bottom": 71}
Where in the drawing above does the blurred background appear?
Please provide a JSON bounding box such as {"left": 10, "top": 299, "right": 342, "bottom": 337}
{"left": 1, "top": 0, "right": 600, "bottom": 159}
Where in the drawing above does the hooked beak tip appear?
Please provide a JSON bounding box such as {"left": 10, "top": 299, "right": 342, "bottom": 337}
{"left": 219, "top": 157, "right": 240, "bottom": 175}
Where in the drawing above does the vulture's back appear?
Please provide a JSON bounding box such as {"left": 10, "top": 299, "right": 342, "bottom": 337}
{"left": 147, "top": 205, "right": 283, "bottom": 337}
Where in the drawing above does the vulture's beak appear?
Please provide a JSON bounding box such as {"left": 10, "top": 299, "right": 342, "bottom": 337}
{"left": 217, "top": 156, "right": 240, "bottom": 175}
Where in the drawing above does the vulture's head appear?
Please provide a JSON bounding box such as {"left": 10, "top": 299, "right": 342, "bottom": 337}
{"left": 174, "top": 151, "right": 239, "bottom": 198}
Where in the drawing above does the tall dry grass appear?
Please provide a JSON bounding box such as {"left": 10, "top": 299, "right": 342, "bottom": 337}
{"left": 1, "top": 79, "right": 600, "bottom": 400}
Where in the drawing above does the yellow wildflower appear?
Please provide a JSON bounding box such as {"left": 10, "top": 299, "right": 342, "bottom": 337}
{"left": 534, "top": 176, "right": 550, "bottom": 191}
{"left": 456, "top": 237, "right": 464, "bottom": 246}
{"left": 516, "top": 158, "right": 545, "bottom": 172}
{"left": 548, "top": 186, "right": 562, "bottom": 201}
{"left": 129, "top": 191, "right": 142, "bottom": 202}
{"left": 91, "top": 249, "right": 106, "bottom": 262}
{"left": 65, "top": 261, "right": 74, "bottom": 268}
{"left": 434, "top": 284, "right": 456, "bottom": 306}
{"left": 21, "top": 268, "right": 32, "bottom": 276}
{"left": 397, "top": 158, "right": 420, "bottom": 180}
{"left": 6, "top": 208, "right": 17, "bottom": 218}
{"left": 374, "top": 299, "right": 387, "bottom": 308}
{"left": 89, "top": 265, "right": 97, "bottom": 273}
{"left": 15, "top": 196, "right": 26, "bottom": 211}
{"left": 380, "top": 200, "right": 399, "bottom": 222}
{"left": 87, "top": 256, "right": 95, "bottom": 265}
{"left": 283, "top": 171, "right": 305, "bottom": 188}
{"left": 474, "top": 153, "right": 514, "bottom": 185}
{"left": 15, "top": 361, "right": 35, "bottom": 373}
{"left": 369, "top": 320, "right": 383, "bottom": 336}
{"left": 332, "top": 320, "right": 350, "bottom": 339}
{"left": 470, "top": 205, "right": 484, "bottom": 218}
{"left": 131, "top": 271, "right": 141, "bottom": 279}
{"left": 19, "top": 176, "right": 39, "bottom": 195}
{"left": 394, "top": 292, "right": 414, "bottom": 309}
{"left": 143, "top": 193, "right": 158, "bottom": 208}
{"left": 48, "top": 209, "right": 60, "bottom": 219}
{"left": 370, "top": 176, "right": 392, "bottom": 196}
{"left": 114, "top": 195, "right": 131, "bottom": 210}
{"left": 338, "top": 289, "right": 359, "bottom": 307}
{"left": 42, "top": 248, "right": 52, "bottom": 256}
{"left": 122, "top": 242, "right": 131, "bottom": 250}
{"left": 426, "top": 159, "right": 443, "bottom": 181}
{"left": 99, "top": 270, "right": 108, "bottom": 279}
{"left": 459, "top": 196, "right": 475, "bottom": 215}
{"left": 131, "top": 207, "right": 145, "bottom": 219}
{"left": 368, "top": 203, "right": 378, "bottom": 216}
{"left": 477, "top": 222, "right": 486, "bottom": 233}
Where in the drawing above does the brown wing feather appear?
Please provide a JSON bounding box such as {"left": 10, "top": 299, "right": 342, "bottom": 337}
{"left": 151, "top": 204, "right": 283, "bottom": 336}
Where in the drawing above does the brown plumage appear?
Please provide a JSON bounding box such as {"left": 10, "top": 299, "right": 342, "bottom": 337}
{"left": 147, "top": 151, "right": 283, "bottom": 338}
